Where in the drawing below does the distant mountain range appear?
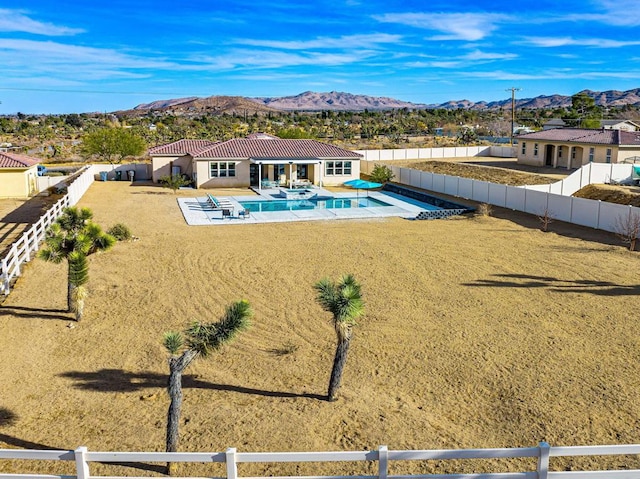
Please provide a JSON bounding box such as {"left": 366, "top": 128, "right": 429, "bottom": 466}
{"left": 126, "top": 88, "right": 640, "bottom": 115}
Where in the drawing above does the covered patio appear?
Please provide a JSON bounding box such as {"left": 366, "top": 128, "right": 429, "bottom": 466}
{"left": 251, "top": 158, "right": 323, "bottom": 190}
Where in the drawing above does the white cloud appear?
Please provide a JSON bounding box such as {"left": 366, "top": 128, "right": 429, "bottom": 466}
{"left": 522, "top": 36, "right": 640, "bottom": 48}
{"left": 0, "top": 39, "right": 176, "bottom": 81}
{"left": 373, "top": 12, "right": 509, "bottom": 41}
{"left": 188, "top": 48, "right": 378, "bottom": 70}
{"left": 574, "top": 0, "right": 640, "bottom": 26}
{"left": 0, "top": 9, "right": 83, "bottom": 36}
{"left": 234, "top": 33, "right": 402, "bottom": 50}
{"left": 463, "top": 69, "right": 640, "bottom": 81}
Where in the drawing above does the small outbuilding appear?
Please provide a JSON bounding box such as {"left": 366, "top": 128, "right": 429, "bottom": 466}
{"left": 0, "top": 152, "right": 41, "bottom": 198}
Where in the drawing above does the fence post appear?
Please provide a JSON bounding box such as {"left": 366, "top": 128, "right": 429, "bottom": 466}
{"left": 378, "top": 445, "right": 388, "bottom": 479}
{"left": 1, "top": 257, "right": 9, "bottom": 295}
{"left": 75, "top": 446, "right": 90, "bottom": 479}
{"left": 537, "top": 442, "right": 550, "bottom": 479}
{"left": 226, "top": 447, "right": 238, "bottom": 479}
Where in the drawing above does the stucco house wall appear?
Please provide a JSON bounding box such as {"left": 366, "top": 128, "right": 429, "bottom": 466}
{"left": 195, "top": 159, "right": 250, "bottom": 189}
{"left": 0, "top": 152, "right": 40, "bottom": 198}
{"left": 0, "top": 168, "right": 38, "bottom": 198}
{"left": 151, "top": 155, "right": 194, "bottom": 183}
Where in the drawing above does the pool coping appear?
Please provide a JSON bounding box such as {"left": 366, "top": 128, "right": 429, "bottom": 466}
{"left": 177, "top": 191, "right": 431, "bottom": 226}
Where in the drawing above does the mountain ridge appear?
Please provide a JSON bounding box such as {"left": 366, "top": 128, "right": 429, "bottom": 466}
{"left": 127, "top": 88, "right": 640, "bottom": 115}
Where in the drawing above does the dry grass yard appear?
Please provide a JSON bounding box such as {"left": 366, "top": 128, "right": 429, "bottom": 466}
{"left": 2, "top": 180, "right": 640, "bottom": 476}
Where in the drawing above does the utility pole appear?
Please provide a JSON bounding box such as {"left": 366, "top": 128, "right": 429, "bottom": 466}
{"left": 506, "top": 87, "right": 521, "bottom": 146}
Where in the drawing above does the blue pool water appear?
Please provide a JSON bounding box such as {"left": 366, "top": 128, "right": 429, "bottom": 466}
{"left": 240, "top": 196, "right": 392, "bottom": 212}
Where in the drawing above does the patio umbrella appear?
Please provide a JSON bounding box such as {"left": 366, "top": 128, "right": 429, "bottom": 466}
{"left": 343, "top": 179, "right": 383, "bottom": 199}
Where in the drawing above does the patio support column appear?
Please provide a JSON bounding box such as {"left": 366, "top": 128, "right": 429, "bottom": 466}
{"left": 289, "top": 161, "right": 293, "bottom": 188}
{"left": 318, "top": 161, "right": 323, "bottom": 187}
{"left": 258, "top": 162, "right": 262, "bottom": 190}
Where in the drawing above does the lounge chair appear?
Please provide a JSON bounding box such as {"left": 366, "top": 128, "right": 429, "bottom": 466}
{"left": 206, "top": 193, "right": 234, "bottom": 219}
{"left": 261, "top": 179, "right": 280, "bottom": 188}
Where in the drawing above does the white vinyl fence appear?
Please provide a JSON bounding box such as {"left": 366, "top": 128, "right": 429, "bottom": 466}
{"left": 355, "top": 146, "right": 515, "bottom": 161}
{"left": 522, "top": 163, "right": 634, "bottom": 196}
{"left": 1, "top": 443, "right": 640, "bottom": 479}
{"left": 0, "top": 165, "right": 95, "bottom": 295}
{"left": 362, "top": 161, "right": 640, "bottom": 237}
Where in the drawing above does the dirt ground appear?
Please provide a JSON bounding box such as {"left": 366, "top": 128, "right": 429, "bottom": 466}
{"left": 2, "top": 179, "right": 640, "bottom": 476}
{"left": 380, "top": 159, "right": 570, "bottom": 185}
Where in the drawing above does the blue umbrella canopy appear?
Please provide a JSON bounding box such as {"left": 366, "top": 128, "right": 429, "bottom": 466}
{"left": 343, "top": 179, "right": 382, "bottom": 189}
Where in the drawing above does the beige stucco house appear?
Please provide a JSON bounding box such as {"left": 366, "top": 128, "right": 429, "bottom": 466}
{"left": 149, "top": 133, "right": 362, "bottom": 189}
{"left": 0, "top": 152, "right": 40, "bottom": 198}
{"left": 516, "top": 128, "right": 640, "bottom": 169}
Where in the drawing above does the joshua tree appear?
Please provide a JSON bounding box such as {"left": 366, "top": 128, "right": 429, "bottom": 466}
{"left": 162, "top": 300, "right": 252, "bottom": 474}
{"left": 38, "top": 207, "right": 115, "bottom": 321}
{"left": 314, "top": 274, "right": 364, "bottom": 401}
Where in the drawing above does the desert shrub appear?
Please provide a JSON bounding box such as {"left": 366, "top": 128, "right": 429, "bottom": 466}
{"left": 614, "top": 211, "right": 640, "bottom": 251}
{"left": 369, "top": 164, "right": 395, "bottom": 183}
{"left": 107, "top": 223, "right": 132, "bottom": 241}
{"left": 477, "top": 203, "right": 492, "bottom": 217}
{"left": 538, "top": 208, "right": 555, "bottom": 232}
{"left": 159, "top": 174, "right": 191, "bottom": 193}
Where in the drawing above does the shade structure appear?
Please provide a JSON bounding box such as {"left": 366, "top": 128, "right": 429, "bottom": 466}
{"left": 343, "top": 179, "right": 383, "bottom": 199}
{"left": 343, "top": 179, "right": 383, "bottom": 189}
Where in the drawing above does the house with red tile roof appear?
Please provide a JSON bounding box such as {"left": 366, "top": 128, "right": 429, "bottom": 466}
{"left": 148, "top": 135, "right": 362, "bottom": 188}
{"left": 0, "top": 152, "right": 41, "bottom": 198}
{"left": 516, "top": 128, "right": 640, "bottom": 169}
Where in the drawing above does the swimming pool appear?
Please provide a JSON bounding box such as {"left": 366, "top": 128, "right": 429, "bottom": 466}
{"left": 240, "top": 196, "right": 392, "bottom": 212}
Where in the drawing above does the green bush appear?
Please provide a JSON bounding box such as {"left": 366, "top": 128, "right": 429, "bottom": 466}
{"left": 369, "top": 164, "right": 395, "bottom": 183}
{"left": 107, "top": 223, "right": 132, "bottom": 241}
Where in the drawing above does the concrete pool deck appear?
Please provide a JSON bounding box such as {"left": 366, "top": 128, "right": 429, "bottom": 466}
{"left": 177, "top": 190, "right": 430, "bottom": 225}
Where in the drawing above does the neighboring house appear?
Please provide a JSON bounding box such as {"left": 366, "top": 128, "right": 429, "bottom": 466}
{"left": 0, "top": 152, "right": 41, "bottom": 198}
{"left": 542, "top": 118, "right": 566, "bottom": 130}
{"left": 516, "top": 128, "right": 640, "bottom": 169}
{"left": 599, "top": 120, "right": 640, "bottom": 131}
{"left": 149, "top": 134, "right": 362, "bottom": 188}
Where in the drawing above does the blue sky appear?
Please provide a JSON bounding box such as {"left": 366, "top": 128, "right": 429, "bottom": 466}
{"left": 2, "top": 0, "right": 640, "bottom": 114}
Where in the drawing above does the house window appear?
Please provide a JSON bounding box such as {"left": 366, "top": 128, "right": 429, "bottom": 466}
{"left": 558, "top": 146, "right": 563, "bottom": 158}
{"left": 210, "top": 161, "right": 236, "bottom": 178}
{"left": 534, "top": 143, "right": 538, "bottom": 157}
{"left": 521, "top": 142, "right": 526, "bottom": 155}
{"left": 325, "top": 160, "right": 352, "bottom": 175}
{"left": 606, "top": 148, "right": 612, "bottom": 163}
{"left": 589, "top": 147, "right": 595, "bottom": 162}
{"left": 571, "top": 147, "right": 576, "bottom": 159}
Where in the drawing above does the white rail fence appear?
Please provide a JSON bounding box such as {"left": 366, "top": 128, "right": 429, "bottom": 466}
{"left": 0, "top": 165, "right": 95, "bottom": 295}
{"left": 362, "top": 161, "right": 640, "bottom": 237}
{"left": 1, "top": 443, "right": 640, "bottom": 479}
{"left": 355, "top": 146, "right": 515, "bottom": 161}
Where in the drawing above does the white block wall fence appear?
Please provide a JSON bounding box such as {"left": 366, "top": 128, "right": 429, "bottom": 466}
{"left": 1, "top": 443, "right": 640, "bottom": 479}
{"left": 0, "top": 165, "right": 95, "bottom": 295}
{"left": 361, "top": 160, "right": 639, "bottom": 238}
{"left": 354, "top": 146, "right": 515, "bottom": 161}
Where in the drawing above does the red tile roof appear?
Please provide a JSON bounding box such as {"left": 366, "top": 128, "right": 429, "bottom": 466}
{"left": 148, "top": 139, "right": 219, "bottom": 156}
{"left": 517, "top": 128, "right": 640, "bottom": 145}
{"left": 194, "top": 138, "right": 362, "bottom": 159}
{"left": 0, "top": 152, "right": 41, "bottom": 169}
